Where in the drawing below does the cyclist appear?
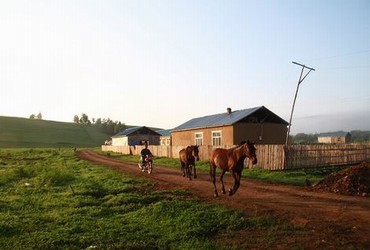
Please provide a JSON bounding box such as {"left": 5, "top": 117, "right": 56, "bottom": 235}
{"left": 139, "top": 142, "right": 152, "bottom": 169}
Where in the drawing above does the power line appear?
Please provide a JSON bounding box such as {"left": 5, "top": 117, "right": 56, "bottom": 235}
{"left": 305, "top": 49, "right": 370, "bottom": 62}
{"left": 317, "top": 65, "right": 370, "bottom": 70}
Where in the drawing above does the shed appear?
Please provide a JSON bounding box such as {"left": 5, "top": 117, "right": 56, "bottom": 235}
{"left": 171, "top": 106, "right": 288, "bottom": 146}
{"left": 318, "top": 131, "right": 351, "bottom": 144}
{"left": 157, "top": 129, "right": 172, "bottom": 146}
{"left": 111, "top": 126, "right": 161, "bottom": 146}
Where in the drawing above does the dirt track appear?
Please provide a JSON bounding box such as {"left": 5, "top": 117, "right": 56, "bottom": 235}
{"left": 77, "top": 150, "right": 370, "bottom": 248}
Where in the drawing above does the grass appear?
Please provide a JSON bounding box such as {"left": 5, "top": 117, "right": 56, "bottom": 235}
{"left": 0, "top": 148, "right": 307, "bottom": 249}
{"left": 0, "top": 116, "right": 109, "bottom": 148}
{"left": 101, "top": 151, "right": 343, "bottom": 186}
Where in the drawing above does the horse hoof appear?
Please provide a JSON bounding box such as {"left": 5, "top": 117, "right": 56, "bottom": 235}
{"left": 221, "top": 190, "right": 226, "bottom": 194}
{"left": 214, "top": 193, "right": 218, "bottom": 198}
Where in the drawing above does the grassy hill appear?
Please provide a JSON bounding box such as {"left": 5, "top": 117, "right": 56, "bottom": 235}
{"left": 0, "top": 116, "right": 110, "bottom": 148}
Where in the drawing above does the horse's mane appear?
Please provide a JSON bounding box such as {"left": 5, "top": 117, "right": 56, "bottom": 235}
{"left": 227, "top": 143, "right": 244, "bottom": 153}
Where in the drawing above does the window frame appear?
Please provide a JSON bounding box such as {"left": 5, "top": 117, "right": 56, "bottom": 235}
{"left": 211, "top": 130, "right": 222, "bottom": 146}
{"left": 194, "top": 132, "right": 203, "bottom": 146}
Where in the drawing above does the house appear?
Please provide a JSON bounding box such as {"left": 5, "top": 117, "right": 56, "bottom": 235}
{"left": 157, "top": 129, "right": 172, "bottom": 146}
{"left": 111, "top": 126, "right": 161, "bottom": 146}
{"left": 171, "top": 106, "right": 288, "bottom": 146}
{"left": 318, "top": 131, "right": 351, "bottom": 144}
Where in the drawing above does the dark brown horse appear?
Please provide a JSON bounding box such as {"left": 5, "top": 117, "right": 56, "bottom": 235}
{"left": 210, "top": 140, "right": 257, "bottom": 197}
{"left": 179, "top": 145, "right": 200, "bottom": 180}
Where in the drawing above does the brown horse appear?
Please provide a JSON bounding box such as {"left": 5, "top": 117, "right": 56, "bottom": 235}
{"left": 210, "top": 140, "right": 257, "bottom": 197}
{"left": 179, "top": 145, "right": 200, "bottom": 180}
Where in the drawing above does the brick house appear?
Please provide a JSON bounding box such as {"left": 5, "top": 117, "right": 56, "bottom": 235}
{"left": 171, "top": 106, "right": 288, "bottom": 147}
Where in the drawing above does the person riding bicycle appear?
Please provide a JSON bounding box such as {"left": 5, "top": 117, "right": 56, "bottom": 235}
{"left": 139, "top": 142, "right": 152, "bottom": 169}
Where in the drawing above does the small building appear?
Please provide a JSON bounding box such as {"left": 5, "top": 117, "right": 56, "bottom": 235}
{"left": 171, "top": 106, "right": 288, "bottom": 147}
{"left": 111, "top": 126, "right": 161, "bottom": 146}
{"left": 157, "top": 129, "right": 172, "bottom": 146}
{"left": 318, "top": 131, "right": 351, "bottom": 144}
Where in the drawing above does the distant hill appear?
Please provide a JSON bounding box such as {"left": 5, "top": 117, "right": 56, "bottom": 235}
{"left": 0, "top": 116, "right": 110, "bottom": 148}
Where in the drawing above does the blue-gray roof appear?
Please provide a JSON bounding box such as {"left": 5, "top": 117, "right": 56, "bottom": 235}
{"left": 112, "top": 126, "right": 161, "bottom": 138}
{"left": 156, "top": 129, "right": 172, "bottom": 136}
{"left": 112, "top": 126, "right": 141, "bottom": 137}
{"left": 173, "top": 106, "right": 288, "bottom": 132}
{"left": 318, "top": 131, "right": 350, "bottom": 137}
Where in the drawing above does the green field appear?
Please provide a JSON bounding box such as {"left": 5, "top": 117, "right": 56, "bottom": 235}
{"left": 0, "top": 148, "right": 307, "bottom": 249}
{"left": 0, "top": 116, "right": 109, "bottom": 148}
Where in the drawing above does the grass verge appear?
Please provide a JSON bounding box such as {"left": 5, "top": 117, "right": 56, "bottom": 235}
{"left": 1, "top": 148, "right": 307, "bottom": 249}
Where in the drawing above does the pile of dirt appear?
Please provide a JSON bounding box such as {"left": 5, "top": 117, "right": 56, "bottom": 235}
{"left": 313, "top": 162, "right": 370, "bottom": 197}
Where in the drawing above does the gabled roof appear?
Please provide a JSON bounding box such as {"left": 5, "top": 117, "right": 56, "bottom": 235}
{"left": 172, "top": 106, "right": 288, "bottom": 132}
{"left": 112, "top": 126, "right": 161, "bottom": 138}
{"left": 156, "top": 129, "right": 172, "bottom": 137}
{"left": 318, "top": 131, "right": 351, "bottom": 137}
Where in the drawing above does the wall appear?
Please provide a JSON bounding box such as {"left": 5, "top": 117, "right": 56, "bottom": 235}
{"left": 318, "top": 136, "right": 332, "bottom": 144}
{"left": 111, "top": 137, "right": 128, "bottom": 146}
{"left": 112, "top": 135, "right": 160, "bottom": 146}
{"left": 171, "top": 125, "right": 234, "bottom": 146}
{"left": 318, "top": 136, "right": 347, "bottom": 144}
{"left": 233, "top": 123, "right": 287, "bottom": 144}
{"left": 171, "top": 123, "right": 287, "bottom": 147}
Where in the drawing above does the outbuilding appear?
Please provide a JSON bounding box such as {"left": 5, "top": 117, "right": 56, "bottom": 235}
{"left": 111, "top": 126, "right": 161, "bottom": 146}
{"left": 171, "top": 106, "right": 288, "bottom": 147}
{"left": 157, "top": 129, "right": 172, "bottom": 146}
{"left": 318, "top": 131, "right": 351, "bottom": 144}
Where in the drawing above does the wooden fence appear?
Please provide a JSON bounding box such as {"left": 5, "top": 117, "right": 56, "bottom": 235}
{"left": 101, "top": 143, "right": 370, "bottom": 171}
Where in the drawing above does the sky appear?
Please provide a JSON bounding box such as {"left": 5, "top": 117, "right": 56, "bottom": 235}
{"left": 0, "top": 0, "right": 369, "bottom": 134}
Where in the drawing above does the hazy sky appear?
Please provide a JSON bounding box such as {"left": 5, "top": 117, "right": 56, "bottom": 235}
{"left": 1, "top": 0, "right": 369, "bottom": 134}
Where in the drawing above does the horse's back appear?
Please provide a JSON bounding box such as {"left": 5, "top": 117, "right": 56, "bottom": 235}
{"left": 210, "top": 148, "right": 229, "bottom": 168}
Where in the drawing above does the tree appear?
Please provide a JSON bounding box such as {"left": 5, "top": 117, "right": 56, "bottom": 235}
{"left": 29, "top": 114, "right": 35, "bottom": 119}
{"left": 95, "top": 118, "right": 102, "bottom": 126}
{"left": 73, "top": 115, "right": 80, "bottom": 123}
{"left": 36, "top": 112, "right": 42, "bottom": 120}
{"left": 79, "top": 113, "right": 91, "bottom": 125}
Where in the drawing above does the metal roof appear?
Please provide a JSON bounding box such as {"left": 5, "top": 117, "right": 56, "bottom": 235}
{"left": 112, "top": 126, "right": 141, "bottom": 137}
{"left": 173, "top": 106, "right": 281, "bottom": 132}
{"left": 156, "top": 129, "right": 172, "bottom": 136}
{"left": 318, "top": 131, "right": 350, "bottom": 137}
{"left": 112, "top": 126, "right": 161, "bottom": 138}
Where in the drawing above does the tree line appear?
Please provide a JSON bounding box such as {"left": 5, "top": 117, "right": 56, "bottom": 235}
{"left": 73, "top": 113, "right": 127, "bottom": 135}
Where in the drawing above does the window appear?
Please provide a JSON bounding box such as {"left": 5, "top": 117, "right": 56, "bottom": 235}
{"left": 212, "top": 131, "right": 222, "bottom": 146}
{"left": 195, "top": 132, "right": 203, "bottom": 146}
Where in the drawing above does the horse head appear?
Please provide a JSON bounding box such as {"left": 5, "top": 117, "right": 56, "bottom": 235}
{"left": 243, "top": 140, "right": 257, "bottom": 165}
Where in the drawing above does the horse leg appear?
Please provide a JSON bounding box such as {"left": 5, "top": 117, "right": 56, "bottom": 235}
{"left": 193, "top": 164, "right": 197, "bottom": 179}
{"left": 219, "top": 170, "right": 226, "bottom": 194}
{"left": 210, "top": 164, "right": 218, "bottom": 197}
{"left": 229, "top": 171, "right": 241, "bottom": 196}
{"left": 181, "top": 162, "right": 186, "bottom": 177}
{"left": 186, "top": 163, "right": 192, "bottom": 181}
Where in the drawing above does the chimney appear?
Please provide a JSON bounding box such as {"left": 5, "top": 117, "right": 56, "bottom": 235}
{"left": 227, "top": 107, "right": 232, "bottom": 114}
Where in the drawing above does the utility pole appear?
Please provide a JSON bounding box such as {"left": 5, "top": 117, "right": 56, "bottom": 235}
{"left": 285, "top": 61, "right": 315, "bottom": 145}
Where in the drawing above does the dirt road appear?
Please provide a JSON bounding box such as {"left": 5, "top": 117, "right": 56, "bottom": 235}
{"left": 77, "top": 150, "right": 370, "bottom": 248}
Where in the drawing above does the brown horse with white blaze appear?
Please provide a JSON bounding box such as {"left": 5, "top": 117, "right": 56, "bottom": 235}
{"left": 179, "top": 145, "right": 200, "bottom": 180}
{"left": 210, "top": 140, "right": 257, "bottom": 197}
